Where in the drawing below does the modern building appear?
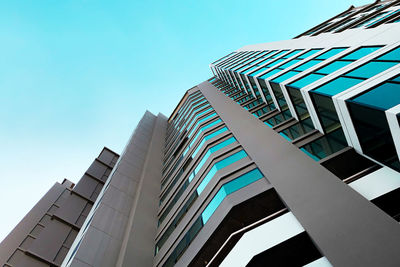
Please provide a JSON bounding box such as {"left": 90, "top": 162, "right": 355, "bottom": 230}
{"left": 2, "top": 0, "right": 400, "bottom": 266}
{"left": 0, "top": 148, "right": 119, "bottom": 267}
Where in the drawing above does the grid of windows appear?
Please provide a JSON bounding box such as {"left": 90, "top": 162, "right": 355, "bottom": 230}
{"left": 286, "top": 46, "right": 381, "bottom": 119}
{"left": 346, "top": 74, "right": 400, "bottom": 171}
{"left": 310, "top": 46, "right": 400, "bottom": 133}
{"left": 161, "top": 168, "right": 264, "bottom": 266}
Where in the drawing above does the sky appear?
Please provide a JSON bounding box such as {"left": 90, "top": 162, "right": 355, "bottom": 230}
{"left": 0, "top": 0, "right": 372, "bottom": 242}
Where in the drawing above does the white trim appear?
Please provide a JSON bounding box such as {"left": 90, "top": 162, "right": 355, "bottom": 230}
{"left": 386, "top": 104, "right": 400, "bottom": 161}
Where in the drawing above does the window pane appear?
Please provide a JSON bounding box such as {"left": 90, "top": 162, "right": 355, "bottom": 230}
{"left": 283, "top": 49, "right": 303, "bottom": 59}
{"left": 294, "top": 60, "right": 322, "bottom": 71}
{"left": 347, "top": 102, "right": 400, "bottom": 171}
{"left": 272, "top": 71, "right": 299, "bottom": 83}
{"left": 345, "top": 61, "right": 398, "bottom": 79}
{"left": 315, "top": 48, "right": 348, "bottom": 60}
{"left": 290, "top": 73, "right": 326, "bottom": 89}
{"left": 377, "top": 47, "right": 400, "bottom": 61}
{"left": 266, "top": 59, "right": 285, "bottom": 68}
{"left": 313, "top": 77, "right": 362, "bottom": 96}
{"left": 279, "top": 59, "right": 302, "bottom": 69}
{"left": 317, "top": 60, "right": 352, "bottom": 75}
{"left": 351, "top": 82, "right": 400, "bottom": 110}
{"left": 341, "top": 46, "right": 382, "bottom": 60}
{"left": 300, "top": 129, "right": 347, "bottom": 160}
{"left": 297, "top": 49, "right": 322, "bottom": 59}
{"left": 197, "top": 150, "right": 248, "bottom": 194}
{"left": 259, "top": 69, "right": 282, "bottom": 80}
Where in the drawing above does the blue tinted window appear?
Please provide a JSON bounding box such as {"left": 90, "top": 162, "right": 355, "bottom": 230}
{"left": 367, "top": 9, "right": 400, "bottom": 27}
{"left": 341, "top": 46, "right": 382, "bottom": 60}
{"left": 189, "top": 119, "right": 222, "bottom": 147}
{"left": 188, "top": 111, "right": 216, "bottom": 137}
{"left": 352, "top": 82, "right": 400, "bottom": 110}
{"left": 391, "top": 75, "right": 400, "bottom": 82}
{"left": 377, "top": 47, "right": 400, "bottom": 61}
{"left": 266, "top": 58, "right": 285, "bottom": 68}
{"left": 271, "top": 50, "right": 289, "bottom": 58}
{"left": 294, "top": 60, "right": 322, "bottom": 71}
{"left": 194, "top": 137, "right": 237, "bottom": 175}
{"left": 297, "top": 49, "right": 322, "bottom": 59}
{"left": 282, "top": 49, "right": 303, "bottom": 59}
{"left": 249, "top": 67, "right": 268, "bottom": 77}
{"left": 272, "top": 71, "right": 299, "bottom": 83}
{"left": 345, "top": 61, "right": 398, "bottom": 79}
{"left": 279, "top": 59, "right": 302, "bottom": 69}
{"left": 201, "top": 169, "right": 263, "bottom": 223}
{"left": 313, "top": 77, "right": 362, "bottom": 96}
{"left": 197, "top": 150, "right": 248, "bottom": 194}
{"left": 192, "top": 127, "right": 228, "bottom": 158}
{"left": 185, "top": 107, "right": 213, "bottom": 134}
{"left": 242, "top": 65, "right": 260, "bottom": 74}
{"left": 317, "top": 60, "right": 352, "bottom": 74}
{"left": 315, "top": 48, "right": 348, "bottom": 60}
{"left": 355, "top": 12, "right": 389, "bottom": 28}
{"left": 290, "top": 73, "right": 325, "bottom": 89}
{"left": 259, "top": 69, "right": 281, "bottom": 79}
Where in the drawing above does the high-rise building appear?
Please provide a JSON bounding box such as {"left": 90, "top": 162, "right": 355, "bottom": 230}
{"left": 2, "top": 0, "right": 400, "bottom": 266}
{"left": 0, "top": 148, "right": 119, "bottom": 267}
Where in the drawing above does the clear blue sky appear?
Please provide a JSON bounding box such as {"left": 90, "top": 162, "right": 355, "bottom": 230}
{"left": 0, "top": 0, "right": 371, "bottom": 242}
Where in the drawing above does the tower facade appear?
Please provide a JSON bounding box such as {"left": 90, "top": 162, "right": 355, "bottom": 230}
{"left": 2, "top": 1, "right": 400, "bottom": 266}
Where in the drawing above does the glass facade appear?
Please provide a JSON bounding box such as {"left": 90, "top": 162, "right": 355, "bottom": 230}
{"left": 347, "top": 75, "right": 400, "bottom": 171}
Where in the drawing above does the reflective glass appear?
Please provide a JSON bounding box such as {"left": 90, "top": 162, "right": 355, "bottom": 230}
{"left": 352, "top": 82, "right": 400, "bottom": 110}
{"left": 345, "top": 61, "right": 398, "bottom": 79}
{"left": 367, "top": 9, "right": 400, "bottom": 27}
{"left": 377, "top": 47, "right": 400, "bottom": 61}
{"left": 313, "top": 77, "right": 362, "bottom": 96}
{"left": 259, "top": 69, "right": 281, "bottom": 79}
{"left": 341, "top": 46, "right": 382, "bottom": 60}
{"left": 192, "top": 127, "right": 228, "bottom": 158}
{"left": 279, "top": 59, "right": 302, "bottom": 69}
{"left": 242, "top": 65, "right": 260, "bottom": 74}
{"left": 197, "top": 150, "right": 248, "bottom": 194}
{"left": 188, "top": 111, "right": 216, "bottom": 137}
{"left": 355, "top": 12, "right": 389, "bottom": 28}
{"left": 300, "top": 129, "right": 347, "bottom": 160}
{"left": 272, "top": 71, "right": 298, "bottom": 83}
{"left": 194, "top": 137, "right": 237, "bottom": 175}
{"left": 392, "top": 75, "right": 400, "bottom": 82}
{"left": 280, "top": 117, "right": 315, "bottom": 140}
{"left": 297, "top": 49, "right": 322, "bottom": 59}
{"left": 290, "top": 73, "right": 325, "bottom": 89}
{"left": 185, "top": 106, "right": 212, "bottom": 133}
{"left": 294, "top": 60, "right": 322, "bottom": 71}
{"left": 317, "top": 60, "right": 352, "bottom": 75}
{"left": 266, "top": 59, "right": 285, "bottom": 68}
{"left": 249, "top": 67, "right": 268, "bottom": 77}
{"left": 188, "top": 119, "right": 222, "bottom": 149}
{"left": 272, "top": 50, "right": 289, "bottom": 58}
{"left": 201, "top": 168, "right": 264, "bottom": 223}
{"left": 315, "top": 48, "right": 348, "bottom": 60}
{"left": 282, "top": 49, "right": 303, "bottom": 59}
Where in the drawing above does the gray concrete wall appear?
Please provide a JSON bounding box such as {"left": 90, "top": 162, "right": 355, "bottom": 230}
{"left": 198, "top": 81, "right": 400, "bottom": 267}
{"left": 64, "top": 112, "right": 168, "bottom": 267}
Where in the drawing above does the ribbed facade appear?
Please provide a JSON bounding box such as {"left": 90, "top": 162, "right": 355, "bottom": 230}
{"left": 2, "top": 1, "right": 400, "bottom": 266}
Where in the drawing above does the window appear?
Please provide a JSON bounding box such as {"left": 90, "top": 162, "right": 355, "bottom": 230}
{"left": 158, "top": 168, "right": 264, "bottom": 263}
{"left": 346, "top": 75, "right": 400, "bottom": 171}
{"left": 300, "top": 128, "right": 347, "bottom": 160}
{"left": 310, "top": 46, "right": 400, "bottom": 132}
{"left": 280, "top": 117, "right": 315, "bottom": 141}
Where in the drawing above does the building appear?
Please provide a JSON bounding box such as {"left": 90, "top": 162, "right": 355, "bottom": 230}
{"left": 2, "top": 0, "right": 400, "bottom": 266}
{"left": 0, "top": 148, "right": 119, "bottom": 267}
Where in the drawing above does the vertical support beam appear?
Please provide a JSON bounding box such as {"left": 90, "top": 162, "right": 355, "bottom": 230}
{"left": 198, "top": 81, "right": 400, "bottom": 267}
